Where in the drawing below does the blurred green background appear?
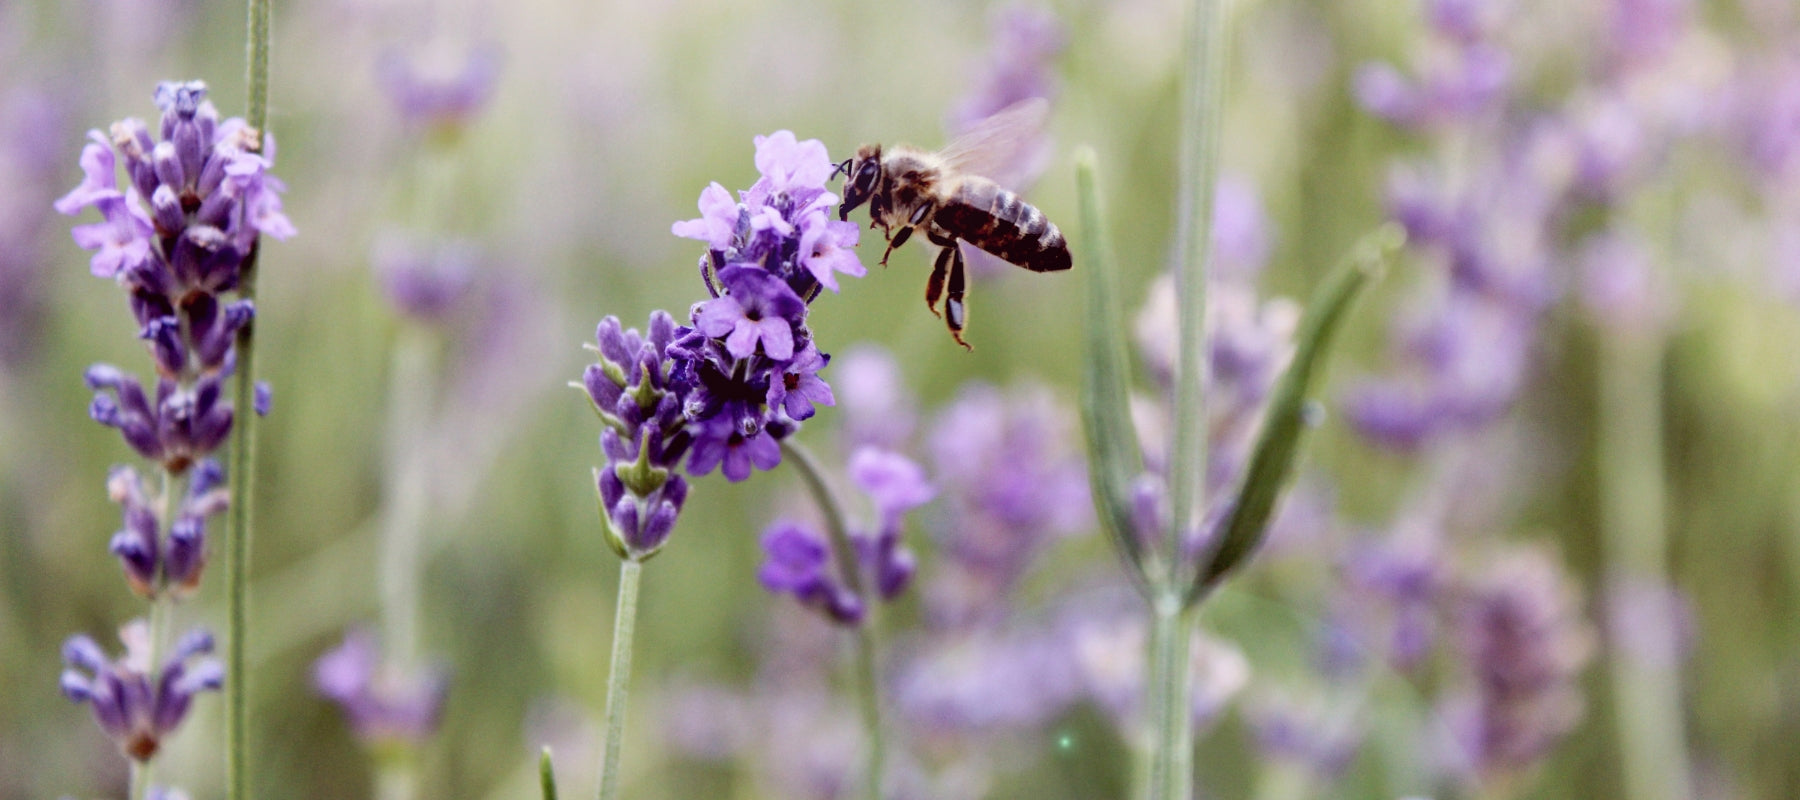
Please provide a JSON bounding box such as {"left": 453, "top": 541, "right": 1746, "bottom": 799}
{"left": 3, "top": 0, "right": 1799, "bottom": 798}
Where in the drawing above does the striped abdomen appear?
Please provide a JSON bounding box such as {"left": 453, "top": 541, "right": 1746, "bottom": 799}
{"left": 934, "top": 177, "right": 1072, "bottom": 273}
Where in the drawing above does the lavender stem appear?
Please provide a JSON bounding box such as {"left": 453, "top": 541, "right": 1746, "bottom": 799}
{"left": 595, "top": 558, "right": 642, "bottom": 800}
{"left": 1597, "top": 332, "right": 1693, "bottom": 800}
{"left": 380, "top": 328, "right": 438, "bottom": 679}
{"left": 780, "top": 438, "right": 885, "bottom": 800}
{"left": 228, "top": 2, "right": 272, "bottom": 797}
{"left": 1166, "top": 0, "right": 1226, "bottom": 586}
{"left": 1144, "top": 595, "right": 1196, "bottom": 800}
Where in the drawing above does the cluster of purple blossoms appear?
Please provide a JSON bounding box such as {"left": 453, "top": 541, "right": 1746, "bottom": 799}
{"left": 663, "top": 130, "right": 864, "bottom": 481}
{"left": 759, "top": 447, "right": 933, "bottom": 625}
{"left": 60, "top": 621, "right": 224, "bottom": 762}
{"left": 58, "top": 81, "right": 291, "bottom": 473}
{"left": 54, "top": 80, "right": 290, "bottom": 772}
{"left": 584, "top": 132, "right": 863, "bottom": 557}
{"left": 313, "top": 627, "right": 450, "bottom": 747}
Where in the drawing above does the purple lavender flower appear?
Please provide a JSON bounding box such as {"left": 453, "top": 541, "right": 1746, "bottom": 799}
{"left": 58, "top": 81, "right": 292, "bottom": 469}
{"left": 758, "top": 521, "right": 866, "bottom": 625}
{"left": 584, "top": 312, "right": 691, "bottom": 559}
{"left": 85, "top": 365, "right": 236, "bottom": 474}
{"left": 60, "top": 620, "right": 223, "bottom": 761}
{"left": 1441, "top": 546, "right": 1595, "bottom": 785}
{"left": 1342, "top": 291, "right": 1533, "bottom": 451}
{"left": 313, "top": 627, "right": 449, "bottom": 746}
{"left": 372, "top": 234, "right": 478, "bottom": 322}
{"left": 758, "top": 447, "right": 933, "bottom": 624}
{"left": 105, "top": 460, "right": 229, "bottom": 599}
{"left": 662, "top": 131, "right": 866, "bottom": 483}
{"left": 376, "top": 44, "right": 501, "bottom": 133}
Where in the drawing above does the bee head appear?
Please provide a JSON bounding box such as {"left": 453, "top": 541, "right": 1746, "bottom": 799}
{"left": 837, "top": 144, "right": 883, "bottom": 221}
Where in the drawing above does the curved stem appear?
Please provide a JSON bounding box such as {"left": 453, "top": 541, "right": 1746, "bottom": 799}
{"left": 780, "top": 439, "right": 885, "bottom": 800}
{"left": 595, "top": 559, "right": 642, "bottom": 800}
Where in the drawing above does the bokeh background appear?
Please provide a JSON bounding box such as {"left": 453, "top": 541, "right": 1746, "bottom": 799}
{"left": 3, "top": 0, "right": 1799, "bottom": 797}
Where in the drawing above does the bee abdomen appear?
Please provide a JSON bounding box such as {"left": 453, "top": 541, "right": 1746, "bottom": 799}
{"left": 937, "top": 179, "right": 1072, "bottom": 273}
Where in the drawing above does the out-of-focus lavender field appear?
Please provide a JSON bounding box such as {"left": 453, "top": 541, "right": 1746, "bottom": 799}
{"left": 4, "top": 0, "right": 1800, "bottom": 797}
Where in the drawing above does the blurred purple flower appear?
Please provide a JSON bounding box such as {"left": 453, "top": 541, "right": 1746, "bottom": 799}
{"left": 1343, "top": 290, "right": 1533, "bottom": 451}
{"left": 376, "top": 44, "right": 501, "bottom": 132}
{"left": 922, "top": 383, "right": 1089, "bottom": 627}
{"left": 0, "top": 84, "right": 70, "bottom": 367}
{"left": 890, "top": 624, "right": 1081, "bottom": 735}
{"left": 60, "top": 620, "right": 223, "bottom": 762}
{"left": 1441, "top": 546, "right": 1594, "bottom": 784}
{"left": 759, "top": 447, "right": 933, "bottom": 624}
{"left": 1577, "top": 229, "right": 1674, "bottom": 337}
{"left": 946, "top": 4, "right": 1065, "bottom": 189}
{"left": 313, "top": 627, "right": 450, "bottom": 747}
{"left": 372, "top": 234, "right": 478, "bottom": 322}
{"left": 1245, "top": 695, "right": 1362, "bottom": 778}
{"left": 835, "top": 344, "right": 917, "bottom": 452}
{"left": 758, "top": 521, "right": 866, "bottom": 626}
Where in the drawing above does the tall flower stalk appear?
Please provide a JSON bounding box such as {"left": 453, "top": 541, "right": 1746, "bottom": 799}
{"left": 228, "top": 1, "right": 273, "bottom": 797}
{"left": 1074, "top": 0, "right": 1398, "bottom": 792}
{"left": 55, "top": 78, "right": 291, "bottom": 799}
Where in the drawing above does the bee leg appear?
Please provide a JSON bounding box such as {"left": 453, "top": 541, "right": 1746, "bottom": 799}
{"left": 925, "top": 244, "right": 952, "bottom": 317}
{"left": 881, "top": 225, "right": 914, "bottom": 267}
{"left": 945, "top": 242, "right": 972, "bottom": 350}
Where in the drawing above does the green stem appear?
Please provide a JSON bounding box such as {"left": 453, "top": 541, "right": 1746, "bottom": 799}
{"left": 780, "top": 439, "right": 885, "bottom": 800}
{"left": 595, "top": 559, "right": 643, "bottom": 800}
{"left": 380, "top": 328, "right": 438, "bottom": 676}
{"left": 245, "top": 0, "right": 269, "bottom": 134}
{"left": 1166, "top": 0, "right": 1228, "bottom": 585}
{"left": 1143, "top": 595, "right": 1195, "bottom": 800}
{"left": 229, "top": 2, "right": 271, "bottom": 796}
{"left": 1597, "top": 332, "right": 1693, "bottom": 800}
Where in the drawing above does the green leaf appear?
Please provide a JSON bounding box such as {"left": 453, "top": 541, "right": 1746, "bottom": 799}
{"left": 1075, "top": 148, "right": 1155, "bottom": 599}
{"left": 539, "top": 747, "right": 560, "bottom": 800}
{"left": 1186, "top": 224, "right": 1404, "bottom": 607}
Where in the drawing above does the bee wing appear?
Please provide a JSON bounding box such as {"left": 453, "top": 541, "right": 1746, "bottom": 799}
{"left": 937, "top": 97, "right": 1050, "bottom": 186}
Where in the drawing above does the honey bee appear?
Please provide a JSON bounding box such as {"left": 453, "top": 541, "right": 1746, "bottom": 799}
{"left": 836, "top": 98, "right": 1072, "bottom": 349}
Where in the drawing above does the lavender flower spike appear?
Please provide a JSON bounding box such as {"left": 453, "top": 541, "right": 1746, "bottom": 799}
{"left": 584, "top": 312, "right": 691, "bottom": 560}
{"left": 60, "top": 620, "right": 223, "bottom": 761}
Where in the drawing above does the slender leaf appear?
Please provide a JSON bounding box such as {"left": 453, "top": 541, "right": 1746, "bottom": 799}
{"left": 1187, "top": 225, "right": 1405, "bottom": 606}
{"left": 540, "top": 747, "right": 560, "bottom": 800}
{"left": 1075, "top": 148, "right": 1155, "bottom": 599}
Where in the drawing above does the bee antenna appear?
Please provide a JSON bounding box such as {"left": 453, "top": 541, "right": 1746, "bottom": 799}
{"left": 832, "top": 158, "right": 851, "bottom": 179}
